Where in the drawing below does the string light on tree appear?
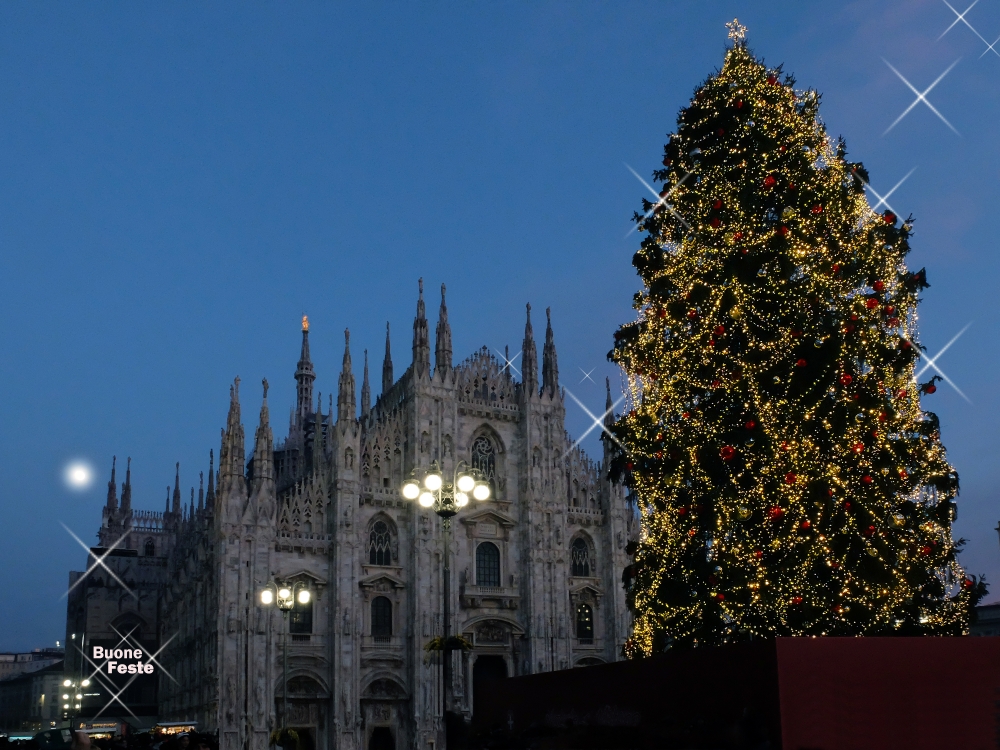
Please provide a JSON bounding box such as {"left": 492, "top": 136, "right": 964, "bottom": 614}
{"left": 609, "top": 20, "right": 986, "bottom": 655}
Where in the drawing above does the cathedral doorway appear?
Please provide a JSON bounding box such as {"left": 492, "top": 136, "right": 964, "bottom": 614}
{"left": 367, "top": 726, "right": 393, "bottom": 750}
{"left": 472, "top": 655, "right": 507, "bottom": 717}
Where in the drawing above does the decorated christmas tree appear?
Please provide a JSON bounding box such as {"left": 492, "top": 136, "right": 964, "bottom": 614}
{"left": 609, "top": 21, "right": 986, "bottom": 654}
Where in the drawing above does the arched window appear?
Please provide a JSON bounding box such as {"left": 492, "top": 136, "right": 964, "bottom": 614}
{"left": 576, "top": 604, "right": 593, "bottom": 642}
{"left": 571, "top": 538, "right": 591, "bottom": 577}
{"left": 368, "top": 520, "right": 392, "bottom": 566}
{"left": 372, "top": 597, "right": 392, "bottom": 639}
{"left": 290, "top": 594, "right": 313, "bottom": 635}
{"left": 471, "top": 436, "right": 496, "bottom": 487}
{"left": 476, "top": 542, "right": 500, "bottom": 587}
{"left": 144, "top": 538, "right": 155, "bottom": 557}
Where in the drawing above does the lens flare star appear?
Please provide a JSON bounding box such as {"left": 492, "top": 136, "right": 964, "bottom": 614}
{"left": 914, "top": 322, "right": 972, "bottom": 403}
{"left": 882, "top": 58, "right": 961, "bottom": 136}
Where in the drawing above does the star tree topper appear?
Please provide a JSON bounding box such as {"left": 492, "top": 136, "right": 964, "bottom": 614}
{"left": 726, "top": 18, "right": 747, "bottom": 44}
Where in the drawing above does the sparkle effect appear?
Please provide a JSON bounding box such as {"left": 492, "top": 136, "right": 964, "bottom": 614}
{"left": 882, "top": 58, "right": 961, "bottom": 137}
{"left": 938, "top": 0, "right": 1000, "bottom": 58}
{"left": 914, "top": 323, "right": 972, "bottom": 403}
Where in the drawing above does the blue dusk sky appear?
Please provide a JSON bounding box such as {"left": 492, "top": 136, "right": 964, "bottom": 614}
{"left": 1, "top": 1, "right": 998, "bottom": 649}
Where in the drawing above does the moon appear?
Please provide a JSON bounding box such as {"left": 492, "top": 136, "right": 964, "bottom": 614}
{"left": 64, "top": 461, "right": 95, "bottom": 491}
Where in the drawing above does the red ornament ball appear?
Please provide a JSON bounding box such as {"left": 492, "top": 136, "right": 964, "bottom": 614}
{"left": 720, "top": 445, "right": 736, "bottom": 462}
{"left": 791, "top": 596, "right": 803, "bottom": 605}
{"left": 767, "top": 74, "right": 778, "bottom": 85}
{"left": 658, "top": 308, "right": 667, "bottom": 318}
{"left": 873, "top": 281, "right": 885, "bottom": 292}
{"left": 763, "top": 175, "right": 777, "bottom": 189}
{"left": 920, "top": 545, "right": 932, "bottom": 556}
{"left": 745, "top": 420, "right": 756, "bottom": 430}
{"left": 885, "top": 305, "right": 895, "bottom": 314}
{"left": 897, "top": 390, "right": 908, "bottom": 399}
{"left": 784, "top": 472, "right": 797, "bottom": 485}
{"left": 866, "top": 298, "right": 879, "bottom": 310}
{"left": 734, "top": 231, "right": 743, "bottom": 240}
{"left": 768, "top": 505, "right": 784, "bottom": 520}
{"left": 677, "top": 506, "right": 687, "bottom": 516}
{"left": 810, "top": 204, "right": 823, "bottom": 214}
{"left": 754, "top": 549, "right": 763, "bottom": 560}
{"left": 796, "top": 358, "right": 807, "bottom": 368}
{"left": 852, "top": 442, "right": 864, "bottom": 454}
{"left": 901, "top": 340, "right": 911, "bottom": 349}
{"left": 963, "top": 578, "right": 974, "bottom": 589}
{"left": 863, "top": 525, "right": 875, "bottom": 537}
{"left": 662, "top": 156, "right": 671, "bottom": 167}
{"left": 625, "top": 461, "right": 634, "bottom": 470}
{"left": 839, "top": 374, "right": 853, "bottom": 386}
{"left": 884, "top": 212, "right": 896, "bottom": 224}
{"left": 862, "top": 475, "right": 873, "bottom": 484}
{"left": 888, "top": 317, "right": 900, "bottom": 327}
{"left": 925, "top": 384, "right": 937, "bottom": 394}
{"left": 843, "top": 500, "right": 852, "bottom": 511}
{"left": 778, "top": 225, "right": 789, "bottom": 236}
{"left": 831, "top": 263, "right": 840, "bottom": 273}
{"left": 687, "top": 309, "right": 697, "bottom": 319}
{"left": 714, "top": 324, "right": 726, "bottom": 335}
{"left": 801, "top": 520, "right": 811, "bottom": 529}
{"left": 710, "top": 217, "right": 721, "bottom": 228}
{"left": 715, "top": 593, "right": 725, "bottom": 601}
{"left": 713, "top": 199, "right": 722, "bottom": 209}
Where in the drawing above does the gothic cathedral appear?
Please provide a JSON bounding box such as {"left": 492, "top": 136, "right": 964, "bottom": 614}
{"left": 66, "top": 280, "right": 636, "bottom": 750}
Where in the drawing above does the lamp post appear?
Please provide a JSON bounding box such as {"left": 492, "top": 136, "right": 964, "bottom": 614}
{"left": 259, "top": 581, "right": 311, "bottom": 731}
{"left": 401, "top": 461, "right": 491, "bottom": 722}
{"left": 60, "top": 676, "right": 90, "bottom": 727}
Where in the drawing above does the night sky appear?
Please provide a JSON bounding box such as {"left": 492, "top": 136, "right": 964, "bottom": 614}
{"left": 1, "top": 1, "right": 998, "bottom": 650}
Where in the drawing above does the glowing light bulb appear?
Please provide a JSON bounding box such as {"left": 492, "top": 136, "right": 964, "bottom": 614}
{"left": 260, "top": 590, "right": 274, "bottom": 605}
{"left": 473, "top": 483, "right": 490, "bottom": 501}
{"left": 424, "top": 473, "right": 442, "bottom": 491}
{"left": 455, "top": 492, "right": 469, "bottom": 507}
{"left": 402, "top": 481, "right": 421, "bottom": 500}
{"left": 297, "top": 589, "right": 311, "bottom": 604}
{"left": 456, "top": 474, "right": 475, "bottom": 493}
{"left": 419, "top": 492, "right": 435, "bottom": 508}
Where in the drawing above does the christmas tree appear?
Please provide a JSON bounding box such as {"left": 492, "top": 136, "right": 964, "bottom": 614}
{"left": 609, "top": 22, "right": 986, "bottom": 654}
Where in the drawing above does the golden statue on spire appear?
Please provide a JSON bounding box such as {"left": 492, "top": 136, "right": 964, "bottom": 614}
{"left": 726, "top": 18, "right": 747, "bottom": 44}
{"left": 302, "top": 315, "right": 309, "bottom": 332}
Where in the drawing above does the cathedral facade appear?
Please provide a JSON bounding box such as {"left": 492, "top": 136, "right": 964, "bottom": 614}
{"left": 66, "top": 281, "right": 635, "bottom": 750}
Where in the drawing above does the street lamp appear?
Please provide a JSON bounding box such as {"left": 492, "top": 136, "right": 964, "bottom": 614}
{"left": 401, "top": 461, "right": 490, "bottom": 720}
{"left": 61, "top": 678, "right": 84, "bottom": 725}
{"left": 259, "top": 580, "right": 311, "bottom": 731}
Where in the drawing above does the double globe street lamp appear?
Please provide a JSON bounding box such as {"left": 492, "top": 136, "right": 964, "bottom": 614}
{"left": 259, "top": 581, "right": 311, "bottom": 731}
{"left": 401, "top": 461, "right": 490, "bottom": 719}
